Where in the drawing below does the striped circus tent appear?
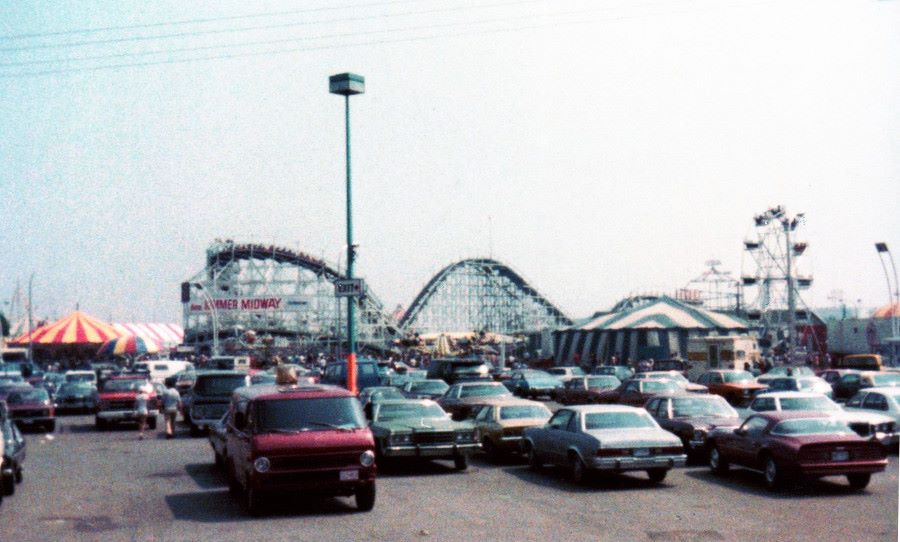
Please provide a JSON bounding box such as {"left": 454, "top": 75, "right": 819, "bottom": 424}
{"left": 553, "top": 296, "right": 749, "bottom": 366}
{"left": 9, "top": 310, "right": 123, "bottom": 345}
{"left": 112, "top": 323, "right": 184, "bottom": 348}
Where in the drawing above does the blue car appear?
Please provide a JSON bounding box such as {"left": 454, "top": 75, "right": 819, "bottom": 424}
{"left": 506, "top": 370, "right": 563, "bottom": 399}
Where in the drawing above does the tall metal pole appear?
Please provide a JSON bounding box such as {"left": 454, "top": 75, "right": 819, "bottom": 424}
{"left": 27, "top": 272, "right": 34, "bottom": 364}
{"left": 784, "top": 221, "right": 796, "bottom": 363}
{"left": 344, "top": 94, "right": 358, "bottom": 394}
{"left": 876, "top": 244, "right": 899, "bottom": 365}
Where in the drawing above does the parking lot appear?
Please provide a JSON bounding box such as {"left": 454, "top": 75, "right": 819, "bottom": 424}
{"left": 2, "top": 414, "right": 897, "bottom": 542}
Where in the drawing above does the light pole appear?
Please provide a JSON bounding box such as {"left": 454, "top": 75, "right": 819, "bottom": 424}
{"left": 27, "top": 272, "right": 34, "bottom": 364}
{"left": 192, "top": 283, "right": 220, "bottom": 357}
{"left": 875, "top": 243, "right": 899, "bottom": 365}
{"left": 330, "top": 72, "right": 365, "bottom": 394}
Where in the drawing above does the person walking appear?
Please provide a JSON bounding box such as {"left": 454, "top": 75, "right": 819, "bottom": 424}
{"left": 134, "top": 383, "right": 151, "bottom": 440}
{"left": 161, "top": 382, "right": 181, "bottom": 439}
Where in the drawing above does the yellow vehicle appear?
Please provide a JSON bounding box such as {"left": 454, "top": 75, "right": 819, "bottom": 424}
{"left": 834, "top": 354, "right": 882, "bottom": 371}
{"left": 471, "top": 398, "right": 552, "bottom": 458}
{"left": 686, "top": 336, "right": 760, "bottom": 381}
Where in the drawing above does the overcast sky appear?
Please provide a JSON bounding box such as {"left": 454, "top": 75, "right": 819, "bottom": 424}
{"left": 1, "top": 0, "right": 898, "bottom": 325}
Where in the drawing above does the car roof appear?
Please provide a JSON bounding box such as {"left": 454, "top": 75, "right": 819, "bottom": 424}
{"left": 859, "top": 387, "right": 900, "bottom": 394}
{"left": 746, "top": 410, "right": 830, "bottom": 422}
{"left": 562, "top": 404, "right": 644, "bottom": 414}
{"left": 375, "top": 399, "right": 438, "bottom": 407}
{"left": 234, "top": 383, "right": 352, "bottom": 401}
{"left": 754, "top": 391, "right": 824, "bottom": 399}
{"left": 108, "top": 374, "right": 147, "bottom": 380}
{"left": 654, "top": 393, "right": 722, "bottom": 400}
{"left": 456, "top": 381, "right": 504, "bottom": 387}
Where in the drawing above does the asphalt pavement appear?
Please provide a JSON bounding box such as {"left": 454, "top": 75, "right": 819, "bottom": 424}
{"left": 1, "top": 415, "right": 897, "bottom": 542}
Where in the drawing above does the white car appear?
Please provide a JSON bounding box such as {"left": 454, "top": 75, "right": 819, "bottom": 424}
{"left": 64, "top": 370, "right": 97, "bottom": 386}
{"left": 763, "top": 376, "right": 833, "bottom": 398}
{"left": 748, "top": 391, "right": 898, "bottom": 447}
{"left": 844, "top": 387, "right": 900, "bottom": 427}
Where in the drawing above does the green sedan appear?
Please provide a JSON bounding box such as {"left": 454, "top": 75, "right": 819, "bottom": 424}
{"left": 368, "top": 399, "right": 479, "bottom": 470}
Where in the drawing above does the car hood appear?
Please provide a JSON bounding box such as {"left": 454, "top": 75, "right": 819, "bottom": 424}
{"left": 98, "top": 392, "right": 140, "bottom": 401}
{"left": 253, "top": 428, "right": 374, "bottom": 456}
{"left": 673, "top": 416, "right": 741, "bottom": 430}
{"left": 721, "top": 382, "right": 767, "bottom": 390}
{"left": 373, "top": 418, "right": 469, "bottom": 432}
{"left": 586, "top": 428, "right": 681, "bottom": 448}
{"left": 833, "top": 411, "right": 894, "bottom": 425}
{"left": 496, "top": 417, "right": 550, "bottom": 429}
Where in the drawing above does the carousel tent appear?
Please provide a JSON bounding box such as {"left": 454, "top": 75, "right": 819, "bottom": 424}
{"left": 553, "top": 296, "right": 749, "bottom": 365}
{"left": 873, "top": 302, "right": 900, "bottom": 319}
{"left": 9, "top": 310, "right": 123, "bottom": 346}
{"left": 112, "top": 323, "right": 184, "bottom": 348}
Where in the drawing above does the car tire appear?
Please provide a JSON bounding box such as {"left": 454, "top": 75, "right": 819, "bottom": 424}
{"left": 482, "top": 437, "right": 499, "bottom": 460}
{"left": 189, "top": 423, "right": 201, "bottom": 437}
{"left": 646, "top": 468, "right": 668, "bottom": 483}
{"left": 95, "top": 417, "right": 106, "bottom": 430}
{"left": 763, "top": 455, "right": 784, "bottom": 491}
{"left": 14, "top": 466, "right": 23, "bottom": 484}
{"left": 355, "top": 482, "right": 376, "bottom": 512}
{"left": 45, "top": 421, "right": 56, "bottom": 433}
{"left": 569, "top": 453, "right": 587, "bottom": 484}
{"left": 227, "top": 461, "right": 241, "bottom": 496}
{"left": 148, "top": 417, "right": 157, "bottom": 430}
{"left": 526, "top": 443, "right": 542, "bottom": 470}
{"left": 214, "top": 452, "right": 224, "bottom": 470}
{"left": 454, "top": 454, "right": 468, "bottom": 471}
{"left": 244, "top": 486, "right": 264, "bottom": 516}
{"left": 709, "top": 446, "right": 729, "bottom": 475}
{"left": 847, "top": 473, "right": 871, "bottom": 490}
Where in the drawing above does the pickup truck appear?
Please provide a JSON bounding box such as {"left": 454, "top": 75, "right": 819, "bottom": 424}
{"left": 95, "top": 375, "right": 158, "bottom": 430}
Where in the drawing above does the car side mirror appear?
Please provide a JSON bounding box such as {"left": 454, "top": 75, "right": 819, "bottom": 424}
{"left": 734, "top": 428, "right": 746, "bottom": 436}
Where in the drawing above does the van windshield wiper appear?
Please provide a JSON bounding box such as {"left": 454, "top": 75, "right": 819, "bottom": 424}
{"left": 307, "top": 421, "right": 354, "bottom": 431}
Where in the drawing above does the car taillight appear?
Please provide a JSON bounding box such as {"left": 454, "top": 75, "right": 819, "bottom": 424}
{"left": 597, "top": 448, "right": 629, "bottom": 457}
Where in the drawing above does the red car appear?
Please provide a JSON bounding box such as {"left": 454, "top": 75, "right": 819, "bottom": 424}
{"left": 593, "top": 378, "right": 681, "bottom": 407}
{"left": 224, "top": 384, "right": 376, "bottom": 515}
{"left": 553, "top": 375, "right": 621, "bottom": 404}
{"left": 707, "top": 411, "right": 887, "bottom": 491}
{"left": 95, "top": 375, "right": 158, "bottom": 430}
{"left": 5, "top": 386, "right": 55, "bottom": 432}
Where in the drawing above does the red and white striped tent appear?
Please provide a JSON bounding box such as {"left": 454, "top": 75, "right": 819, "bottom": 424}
{"left": 9, "top": 311, "right": 123, "bottom": 345}
{"left": 112, "top": 323, "right": 184, "bottom": 348}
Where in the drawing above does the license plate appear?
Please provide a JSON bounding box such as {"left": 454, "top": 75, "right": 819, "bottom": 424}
{"left": 339, "top": 469, "right": 359, "bottom": 481}
{"left": 832, "top": 450, "right": 849, "bottom": 461}
{"left": 633, "top": 448, "right": 650, "bottom": 457}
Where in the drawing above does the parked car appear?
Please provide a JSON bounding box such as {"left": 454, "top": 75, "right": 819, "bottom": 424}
{"left": 844, "top": 387, "right": 900, "bottom": 427}
{"left": 1, "top": 405, "right": 26, "bottom": 496}
{"left": 472, "top": 399, "right": 551, "bottom": 458}
{"left": 426, "top": 358, "right": 493, "bottom": 385}
{"left": 764, "top": 376, "right": 833, "bottom": 398}
{"left": 321, "top": 359, "right": 382, "bottom": 390}
{"left": 545, "top": 366, "right": 586, "bottom": 384}
{"left": 368, "top": 399, "right": 478, "bottom": 469}
{"left": 400, "top": 379, "right": 449, "bottom": 400}
{"left": 756, "top": 366, "right": 814, "bottom": 385}
{"left": 833, "top": 371, "right": 900, "bottom": 402}
{"left": 591, "top": 365, "right": 634, "bottom": 381}
{"left": 747, "top": 391, "right": 898, "bottom": 447}
{"left": 64, "top": 370, "right": 98, "bottom": 387}
{"left": 358, "top": 386, "right": 405, "bottom": 411}
{"left": 644, "top": 394, "right": 740, "bottom": 462}
{"left": 95, "top": 375, "right": 157, "bottom": 430}
{"left": 632, "top": 371, "right": 708, "bottom": 394}
{"left": 707, "top": 411, "right": 888, "bottom": 490}
{"left": 208, "top": 413, "right": 228, "bottom": 470}
{"left": 695, "top": 370, "right": 767, "bottom": 406}
{"left": 505, "top": 370, "right": 564, "bottom": 399}
{"left": 593, "top": 379, "right": 681, "bottom": 407}
{"left": 522, "top": 405, "right": 686, "bottom": 484}
{"left": 437, "top": 382, "right": 513, "bottom": 420}
{"left": 185, "top": 371, "right": 250, "bottom": 436}
{"left": 818, "top": 369, "right": 859, "bottom": 386}
{"left": 54, "top": 382, "right": 98, "bottom": 414}
{"left": 6, "top": 386, "right": 55, "bottom": 432}
{"left": 224, "top": 384, "right": 376, "bottom": 514}
{"left": 250, "top": 372, "right": 277, "bottom": 386}
{"left": 165, "top": 370, "right": 197, "bottom": 393}
{"left": 553, "top": 375, "right": 621, "bottom": 404}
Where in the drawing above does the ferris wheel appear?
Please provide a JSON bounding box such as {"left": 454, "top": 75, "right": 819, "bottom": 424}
{"left": 740, "top": 206, "right": 814, "bottom": 355}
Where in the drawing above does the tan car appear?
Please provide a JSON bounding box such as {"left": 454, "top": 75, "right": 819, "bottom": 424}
{"left": 472, "top": 399, "right": 552, "bottom": 458}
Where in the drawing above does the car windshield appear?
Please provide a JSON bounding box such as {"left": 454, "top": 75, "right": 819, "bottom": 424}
{"left": 643, "top": 380, "right": 679, "bottom": 393}
{"left": 60, "top": 383, "right": 94, "bottom": 394}
{"left": 585, "top": 411, "right": 656, "bottom": 430}
{"left": 771, "top": 418, "right": 854, "bottom": 436}
{"left": 8, "top": 389, "right": 49, "bottom": 404}
{"left": 409, "top": 381, "right": 448, "bottom": 393}
{"left": 499, "top": 404, "right": 551, "bottom": 420}
{"left": 256, "top": 397, "right": 366, "bottom": 431}
{"left": 586, "top": 376, "right": 619, "bottom": 388}
{"left": 194, "top": 375, "right": 247, "bottom": 396}
{"left": 459, "top": 385, "right": 509, "bottom": 398}
{"left": 779, "top": 396, "right": 839, "bottom": 411}
{"left": 366, "top": 389, "right": 404, "bottom": 401}
{"left": 451, "top": 363, "right": 489, "bottom": 376}
{"left": 796, "top": 378, "right": 825, "bottom": 390}
{"left": 0, "top": 376, "right": 24, "bottom": 385}
{"left": 870, "top": 373, "right": 900, "bottom": 386}
{"left": 646, "top": 373, "right": 688, "bottom": 383}
{"left": 251, "top": 374, "right": 276, "bottom": 385}
{"left": 671, "top": 397, "right": 736, "bottom": 418}
{"left": 375, "top": 402, "right": 447, "bottom": 421}
{"left": 66, "top": 373, "right": 94, "bottom": 382}
{"left": 723, "top": 371, "right": 754, "bottom": 383}
{"left": 101, "top": 379, "right": 147, "bottom": 392}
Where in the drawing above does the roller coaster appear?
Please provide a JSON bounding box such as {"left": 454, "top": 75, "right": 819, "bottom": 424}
{"left": 182, "top": 242, "right": 571, "bottom": 352}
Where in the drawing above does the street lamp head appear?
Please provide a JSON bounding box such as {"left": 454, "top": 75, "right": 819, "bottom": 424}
{"left": 329, "top": 72, "right": 365, "bottom": 96}
{"left": 876, "top": 242, "right": 889, "bottom": 253}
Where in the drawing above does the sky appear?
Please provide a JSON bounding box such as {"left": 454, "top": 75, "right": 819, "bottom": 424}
{"left": 0, "top": 0, "right": 898, "bottom": 326}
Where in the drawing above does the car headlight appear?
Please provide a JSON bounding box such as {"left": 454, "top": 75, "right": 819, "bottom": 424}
{"left": 360, "top": 450, "right": 375, "bottom": 466}
{"left": 456, "top": 431, "right": 476, "bottom": 443}
{"left": 877, "top": 422, "right": 894, "bottom": 433}
{"left": 389, "top": 433, "right": 412, "bottom": 445}
{"left": 253, "top": 457, "right": 270, "bottom": 473}
{"left": 692, "top": 429, "right": 707, "bottom": 441}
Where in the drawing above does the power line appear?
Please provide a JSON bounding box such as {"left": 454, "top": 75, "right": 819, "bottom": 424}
{"left": 0, "top": 0, "right": 547, "bottom": 53}
{"left": 0, "top": 0, "right": 424, "bottom": 41}
{"left": 0, "top": 6, "right": 600, "bottom": 69}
